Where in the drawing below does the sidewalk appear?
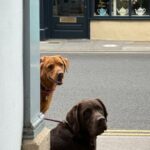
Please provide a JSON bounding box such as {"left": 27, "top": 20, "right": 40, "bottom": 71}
{"left": 97, "top": 135, "right": 150, "bottom": 150}
{"left": 97, "top": 130, "right": 150, "bottom": 150}
{"left": 40, "top": 39, "right": 150, "bottom": 53}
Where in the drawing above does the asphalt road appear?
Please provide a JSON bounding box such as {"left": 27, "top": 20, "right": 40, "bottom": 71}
{"left": 41, "top": 52, "right": 150, "bottom": 130}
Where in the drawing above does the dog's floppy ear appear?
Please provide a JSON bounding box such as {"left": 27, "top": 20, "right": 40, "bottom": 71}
{"left": 40, "top": 56, "right": 48, "bottom": 78}
{"left": 40, "top": 56, "right": 48, "bottom": 63}
{"left": 59, "top": 56, "right": 69, "bottom": 72}
{"left": 96, "top": 98, "right": 108, "bottom": 120}
{"left": 66, "top": 104, "right": 80, "bottom": 134}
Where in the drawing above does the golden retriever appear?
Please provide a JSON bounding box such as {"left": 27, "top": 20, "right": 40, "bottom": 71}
{"left": 40, "top": 55, "right": 69, "bottom": 113}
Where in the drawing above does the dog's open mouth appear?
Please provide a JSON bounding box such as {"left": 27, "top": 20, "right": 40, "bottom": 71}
{"left": 48, "top": 76, "right": 63, "bottom": 85}
{"left": 57, "top": 80, "right": 63, "bottom": 85}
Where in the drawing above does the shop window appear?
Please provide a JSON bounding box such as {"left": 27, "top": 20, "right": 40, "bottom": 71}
{"left": 131, "top": 0, "right": 149, "bottom": 16}
{"left": 94, "top": 0, "right": 110, "bottom": 16}
{"left": 53, "top": 0, "right": 84, "bottom": 16}
{"left": 93, "top": 0, "right": 150, "bottom": 18}
{"left": 112, "top": 0, "right": 129, "bottom": 16}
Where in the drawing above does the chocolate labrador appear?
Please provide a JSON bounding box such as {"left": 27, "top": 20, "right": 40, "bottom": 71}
{"left": 50, "top": 98, "right": 108, "bottom": 150}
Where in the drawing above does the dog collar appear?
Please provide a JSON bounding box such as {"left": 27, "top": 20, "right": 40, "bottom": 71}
{"left": 41, "top": 83, "right": 55, "bottom": 95}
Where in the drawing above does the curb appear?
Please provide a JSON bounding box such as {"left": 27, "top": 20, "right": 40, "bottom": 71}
{"left": 103, "top": 130, "right": 150, "bottom": 136}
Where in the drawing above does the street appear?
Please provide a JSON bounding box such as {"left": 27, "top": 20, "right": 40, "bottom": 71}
{"left": 41, "top": 52, "right": 150, "bottom": 131}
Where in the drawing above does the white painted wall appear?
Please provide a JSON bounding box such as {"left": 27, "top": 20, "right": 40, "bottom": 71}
{"left": 0, "top": 1, "right": 23, "bottom": 150}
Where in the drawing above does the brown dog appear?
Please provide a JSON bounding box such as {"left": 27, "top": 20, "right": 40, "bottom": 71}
{"left": 40, "top": 55, "right": 69, "bottom": 113}
{"left": 51, "top": 98, "right": 108, "bottom": 150}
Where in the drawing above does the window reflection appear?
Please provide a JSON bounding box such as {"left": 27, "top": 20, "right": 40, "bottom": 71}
{"left": 132, "top": 0, "right": 149, "bottom": 16}
{"left": 93, "top": 0, "right": 150, "bottom": 17}
{"left": 53, "top": 0, "right": 84, "bottom": 16}
{"left": 94, "top": 0, "right": 110, "bottom": 16}
{"left": 112, "top": 0, "right": 129, "bottom": 16}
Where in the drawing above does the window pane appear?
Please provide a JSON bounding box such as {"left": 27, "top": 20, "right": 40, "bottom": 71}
{"left": 94, "top": 0, "right": 110, "bottom": 16}
{"left": 53, "top": 0, "right": 84, "bottom": 16}
{"left": 132, "top": 0, "right": 149, "bottom": 16}
{"left": 112, "top": 0, "right": 129, "bottom": 16}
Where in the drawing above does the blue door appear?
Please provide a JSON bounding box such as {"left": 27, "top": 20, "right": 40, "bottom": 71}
{"left": 50, "top": 0, "right": 89, "bottom": 38}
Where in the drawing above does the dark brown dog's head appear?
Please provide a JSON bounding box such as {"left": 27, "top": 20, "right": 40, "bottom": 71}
{"left": 66, "top": 99, "right": 108, "bottom": 137}
{"left": 40, "top": 55, "right": 69, "bottom": 86}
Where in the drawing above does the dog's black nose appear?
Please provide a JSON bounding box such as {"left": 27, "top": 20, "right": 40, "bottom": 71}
{"left": 97, "top": 117, "right": 107, "bottom": 130}
{"left": 57, "top": 73, "right": 64, "bottom": 81}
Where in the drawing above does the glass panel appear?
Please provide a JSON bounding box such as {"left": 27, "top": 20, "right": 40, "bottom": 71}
{"left": 53, "top": 0, "right": 84, "bottom": 16}
{"left": 94, "top": 0, "right": 110, "bottom": 16}
{"left": 132, "top": 0, "right": 149, "bottom": 16}
{"left": 112, "top": 0, "right": 129, "bottom": 16}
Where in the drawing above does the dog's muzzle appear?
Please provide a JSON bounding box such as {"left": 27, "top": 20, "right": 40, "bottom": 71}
{"left": 97, "top": 117, "right": 107, "bottom": 134}
{"left": 48, "top": 73, "right": 64, "bottom": 85}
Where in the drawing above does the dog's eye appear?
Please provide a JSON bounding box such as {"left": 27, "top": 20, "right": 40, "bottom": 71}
{"left": 58, "top": 62, "right": 64, "bottom": 67}
{"left": 83, "top": 108, "right": 92, "bottom": 120}
{"left": 95, "top": 106, "right": 102, "bottom": 112}
{"left": 47, "top": 64, "right": 54, "bottom": 70}
{"left": 98, "top": 107, "right": 105, "bottom": 115}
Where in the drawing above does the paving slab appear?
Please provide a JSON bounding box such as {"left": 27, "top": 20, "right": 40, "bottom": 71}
{"left": 97, "top": 135, "right": 150, "bottom": 150}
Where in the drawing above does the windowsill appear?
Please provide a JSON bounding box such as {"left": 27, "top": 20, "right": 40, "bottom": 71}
{"left": 90, "top": 15, "right": 150, "bottom": 20}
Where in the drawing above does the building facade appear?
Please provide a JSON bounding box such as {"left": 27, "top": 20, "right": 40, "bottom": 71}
{"left": 40, "top": 0, "right": 150, "bottom": 41}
